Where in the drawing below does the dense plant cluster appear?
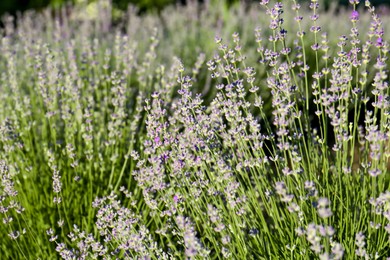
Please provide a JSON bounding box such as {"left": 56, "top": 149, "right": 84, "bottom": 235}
{"left": 0, "top": 0, "right": 389, "bottom": 259}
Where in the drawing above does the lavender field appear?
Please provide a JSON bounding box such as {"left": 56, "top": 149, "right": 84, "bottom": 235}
{"left": 0, "top": 0, "right": 389, "bottom": 259}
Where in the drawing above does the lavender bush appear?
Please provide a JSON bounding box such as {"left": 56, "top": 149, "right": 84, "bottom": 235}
{"left": 0, "top": 0, "right": 389, "bottom": 259}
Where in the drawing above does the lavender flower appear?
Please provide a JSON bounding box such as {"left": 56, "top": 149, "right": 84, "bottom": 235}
{"left": 376, "top": 37, "right": 383, "bottom": 47}
{"left": 0, "top": 0, "right": 389, "bottom": 259}
{"left": 350, "top": 10, "right": 359, "bottom": 22}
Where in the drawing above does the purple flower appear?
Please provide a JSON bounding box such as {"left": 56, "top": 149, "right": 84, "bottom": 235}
{"left": 350, "top": 10, "right": 359, "bottom": 21}
{"left": 260, "top": 0, "right": 269, "bottom": 5}
{"left": 173, "top": 195, "right": 179, "bottom": 203}
{"left": 376, "top": 37, "right": 383, "bottom": 47}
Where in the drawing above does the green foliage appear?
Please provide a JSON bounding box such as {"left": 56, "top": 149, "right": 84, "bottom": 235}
{"left": 0, "top": 0, "right": 73, "bottom": 16}
{"left": 0, "top": 1, "right": 389, "bottom": 259}
{"left": 1, "top": 0, "right": 389, "bottom": 18}
{"left": 113, "top": 0, "right": 175, "bottom": 13}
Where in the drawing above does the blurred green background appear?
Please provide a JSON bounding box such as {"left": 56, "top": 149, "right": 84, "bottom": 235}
{"left": 0, "top": 0, "right": 389, "bottom": 17}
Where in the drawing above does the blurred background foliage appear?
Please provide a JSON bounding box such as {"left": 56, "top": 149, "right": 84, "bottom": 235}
{"left": 0, "top": 0, "right": 389, "bottom": 17}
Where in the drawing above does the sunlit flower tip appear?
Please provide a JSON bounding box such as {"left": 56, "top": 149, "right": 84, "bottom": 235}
{"left": 350, "top": 10, "right": 359, "bottom": 21}
{"left": 58, "top": 219, "right": 64, "bottom": 227}
{"left": 332, "top": 243, "right": 345, "bottom": 258}
{"left": 46, "top": 228, "right": 54, "bottom": 236}
{"left": 319, "top": 253, "right": 330, "bottom": 260}
{"left": 326, "top": 226, "right": 335, "bottom": 236}
{"left": 295, "top": 227, "right": 305, "bottom": 236}
{"left": 317, "top": 197, "right": 330, "bottom": 207}
{"left": 154, "top": 136, "right": 160, "bottom": 143}
{"left": 355, "top": 232, "right": 366, "bottom": 247}
{"left": 8, "top": 231, "right": 20, "bottom": 240}
{"left": 368, "top": 168, "right": 381, "bottom": 177}
{"left": 318, "top": 208, "right": 333, "bottom": 218}
{"left": 385, "top": 224, "right": 390, "bottom": 234}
